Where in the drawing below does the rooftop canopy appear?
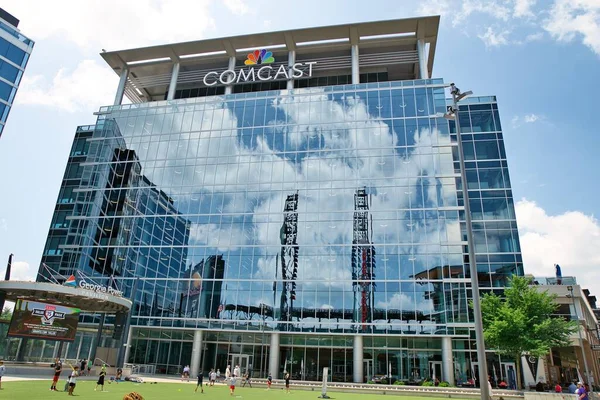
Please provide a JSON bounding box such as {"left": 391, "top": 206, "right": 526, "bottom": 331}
{"left": 100, "top": 16, "right": 440, "bottom": 102}
{"left": 0, "top": 281, "right": 132, "bottom": 313}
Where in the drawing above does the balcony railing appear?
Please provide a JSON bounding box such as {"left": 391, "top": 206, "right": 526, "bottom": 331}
{"left": 530, "top": 276, "right": 577, "bottom": 286}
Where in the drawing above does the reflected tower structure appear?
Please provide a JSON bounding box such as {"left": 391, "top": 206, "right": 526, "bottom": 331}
{"left": 352, "top": 188, "right": 376, "bottom": 331}
{"left": 279, "top": 192, "right": 299, "bottom": 330}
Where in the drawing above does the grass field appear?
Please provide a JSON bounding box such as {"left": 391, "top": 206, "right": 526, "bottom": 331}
{"left": 1, "top": 380, "right": 475, "bottom": 400}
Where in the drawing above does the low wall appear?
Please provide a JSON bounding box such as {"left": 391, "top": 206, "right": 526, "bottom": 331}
{"left": 524, "top": 393, "right": 577, "bottom": 400}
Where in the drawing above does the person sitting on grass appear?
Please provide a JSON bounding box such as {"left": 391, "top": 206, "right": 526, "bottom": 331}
{"left": 123, "top": 392, "right": 144, "bottom": 400}
{"left": 95, "top": 364, "right": 107, "bottom": 391}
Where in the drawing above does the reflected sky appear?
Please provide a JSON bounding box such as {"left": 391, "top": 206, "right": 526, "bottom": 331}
{"left": 77, "top": 82, "right": 520, "bottom": 332}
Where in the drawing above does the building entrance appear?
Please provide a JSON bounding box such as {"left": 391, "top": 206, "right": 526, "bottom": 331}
{"left": 230, "top": 354, "right": 251, "bottom": 376}
{"left": 364, "top": 359, "right": 373, "bottom": 382}
{"left": 429, "top": 361, "right": 442, "bottom": 381}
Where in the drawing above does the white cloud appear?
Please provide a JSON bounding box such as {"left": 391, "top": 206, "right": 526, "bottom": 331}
{"left": 524, "top": 113, "right": 540, "bottom": 123}
{"left": 544, "top": 0, "right": 600, "bottom": 56}
{"left": 3, "top": 0, "right": 215, "bottom": 50}
{"left": 15, "top": 60, "right": 118, "bottom": 113}
{"left": 512, "top": 113, "right": 545, "bottom": 126}
{"left": 516, "top": 199, "right": 600, "bottom": 297}
{"left": 525, "top": 32, "right": 544, "bottom": 41}
{"left": 418, "top": 1, "right": 600, "bottom": 55}
{"left": 0, "top": 261, "right": 37, "bottom": 282}
{"left": 514, "top": 0, "right": 537, "bottom": 18}
{"left": 417, "top": 0, "right": 512, "bottom": 26}
{"left": 478, "top": 27, "right": 510, "bottom": 47}
{"left": 224, "top": 0, "right": 250, "bottom": 16}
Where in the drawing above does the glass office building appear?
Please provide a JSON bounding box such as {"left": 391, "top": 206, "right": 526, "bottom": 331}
{"left": 36, "top": 16, "right": 523, "bottom": 383}
{"left": 0, "top": 8, "right": 34, "bottom": 137}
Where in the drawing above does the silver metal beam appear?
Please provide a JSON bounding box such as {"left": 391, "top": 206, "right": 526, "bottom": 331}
{"left": 190, "top": 330, "right": 203, "bottom": 378}
{"left": 287, "top": 50, "right": 296, "bottom": 90}
{"left": 225, "top": 56, "right": 236, "bottom": 95}
{"left": 351, "top": 44, "right": 360, "bottom": 84}
{"left": 417, "top": 39, "right": 429, "bottom": 79}
{"left": 113, "top": 67, "right": 129, "bottom": 106}
{"left": 441, "top": 336, "right": 455, "bottom": 385}
{"left": 353, "top": 335, "right": 364, "bottom": 383}
{"left": 269, "top": 332, "right": 280, "bottom": 379}
{"left": 166, "top": 62, "right": 180, "bottom": 100}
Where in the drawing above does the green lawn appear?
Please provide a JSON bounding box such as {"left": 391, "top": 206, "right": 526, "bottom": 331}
{"left": 1, "top": 380, "right": 475, "bottom": 400}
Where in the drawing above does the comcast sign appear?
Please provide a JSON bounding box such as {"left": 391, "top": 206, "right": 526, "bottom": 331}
{"left": 203, "top": 49, "right": 317, "bottom": 87}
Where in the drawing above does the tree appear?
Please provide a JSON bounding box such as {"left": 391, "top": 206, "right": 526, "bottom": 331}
{"left": 1, "top": 306, "right": 11, "bottom": 321}
{"left": 478, "top": 276, "right": 576, "bottom": 389}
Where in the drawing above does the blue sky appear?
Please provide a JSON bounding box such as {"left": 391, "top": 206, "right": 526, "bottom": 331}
{"left": 0, "top": 0, "right": 599, "bottom": 297}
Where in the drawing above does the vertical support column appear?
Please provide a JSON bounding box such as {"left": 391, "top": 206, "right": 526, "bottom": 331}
{"left": 225, "top": 56, "right": 236, "bottom": 94}
{"left": 417, "top": 39, "right": 429, "bottom": 79}
{"left": 351, "top": 45, "right": 360, "bottom": 84}
{"left": 191, "top": 330, "right": 203, "bottom": 378}
{"left": 353, "top": 335, "right": 364, "bottom": 383}
{"left": 122, "top": 326, "right": 133, "bottom": 366}
{"left": 113, "top": 67, "right": 129, "bottom": 106}
{"left": 90, "top": 313, "right": 106, "bottom": 364}
{"left": 269, "top": 332, "right": 280, "bottom": 379}
{"left": 441, "top": 336, "right": 455, "bottom": 385}
{"left": 167, "top": 62, "right": 180, "bottom": 100}
{"left": 287, "top": 50, "right": 296, "bottom": 90}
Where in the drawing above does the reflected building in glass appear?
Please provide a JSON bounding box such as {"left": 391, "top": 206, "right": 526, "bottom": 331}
{"left": 0, "top": 8, "right": 34, "bottom": 137}
{"left": 37, "top": 16, "right": 523, "bottom": 382}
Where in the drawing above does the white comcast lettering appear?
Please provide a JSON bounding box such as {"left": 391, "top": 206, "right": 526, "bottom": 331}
{"left": 203, "top": 62, "right": 317, "bottom": 87}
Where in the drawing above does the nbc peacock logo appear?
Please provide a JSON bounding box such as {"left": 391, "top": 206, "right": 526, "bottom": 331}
{"left": 245, "top": 49, "right": 275, "bottom": 66}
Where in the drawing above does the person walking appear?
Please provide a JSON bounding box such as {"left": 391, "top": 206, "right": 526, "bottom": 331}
{"left": 234, "top": 365, "right": 241, "bottom": 379}
{"left": 95, "top": 365, "right": 107, "bottom": 391}
{"left": 225, "top": 365, "right": 231, "bottom": 382}
{"left": 576, "top": 382, "right": 589, "bottom": 400}
{"left": 50, "top": 359, "right": 62, "bottom": 391}
{"left": 210, "top": 369, "right": 217, "bottom": 386}
{"left": 195, "top": 370, "right": 204, "bottom": 393}
{"left": 229, "top": 375, "right": 237, "bottom": 396}
{"left": 80, "top": 359, "right": 87, "bottom": 376}
{"left": 242, "top": 371, "right": 252, "bottom": 388}
{"left": 267, "top": 372, "right": 272, "bottom": 390}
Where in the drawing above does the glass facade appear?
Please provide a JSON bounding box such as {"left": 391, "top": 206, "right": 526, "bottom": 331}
{"left": 34, "top": 78, "right": 522, "bottom": 381}
{"left": 0, "top": 9, "right": 34, "bottom": 137}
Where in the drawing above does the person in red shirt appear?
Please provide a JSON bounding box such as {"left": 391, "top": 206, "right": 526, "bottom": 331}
{"left": 555, "top": 383, "right": 562, "bottom": 393}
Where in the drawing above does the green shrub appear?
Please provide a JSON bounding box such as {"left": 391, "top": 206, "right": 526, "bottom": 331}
{"left": 421, "top": 381, "right": 434, "bottom": 387}
{"left": 367, "top": 380, "right": 375, "bottom": 384}
{"left": 380, "top": 379, "right": 387, "bottom": 384}
{"left": 439, "top": 381, "right": 450, "bottom": 387}
{"left": 393, "top": 380, "right": 406, "bottom": 385}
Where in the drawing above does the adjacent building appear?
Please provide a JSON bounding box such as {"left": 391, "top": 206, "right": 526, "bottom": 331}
{"left": 30, "top": 16, "right": 526, "bottom": 383}
{"left": 0, "top": 8, "right": 34, "bottom": 137}
{"left": 526, "top": 276, "right": 600, "bottom": 389}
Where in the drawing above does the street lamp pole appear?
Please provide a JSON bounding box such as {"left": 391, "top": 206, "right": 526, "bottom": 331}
{"left": 448, "top": 83, "right": 490, "bottom": 400}
{"left": 567, "top": 285, "right": 593, "bottom": 388}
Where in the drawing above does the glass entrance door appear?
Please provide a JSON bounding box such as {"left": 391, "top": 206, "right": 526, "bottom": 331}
{"left": 363, "top": 359, "right": 373, "bottom": 383}
{"left": 429, "top": 361, "right": 442, "bottom": 381}
{"left": 230, "top": 354, "right": 251, "bottom": 377}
